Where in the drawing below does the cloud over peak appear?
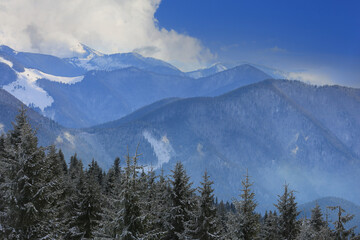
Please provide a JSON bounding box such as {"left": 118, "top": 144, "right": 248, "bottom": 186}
{"left": 0, "top": 0, "right": 213, "bottom": 71}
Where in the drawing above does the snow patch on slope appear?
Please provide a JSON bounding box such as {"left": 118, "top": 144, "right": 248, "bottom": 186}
{"left": 2, "top": 67, "right": 83, "bottom": 111}
{"left": 63, "top": 132, "right": 75, "bottom": 146}
{"left": 0, "top": 56, "right": 13, "bottom": 68}
{"left": 187, "top": 63, "right": 227, "bottom": 78}
{"left": 143, "top": 130, "right": 175, "bottom": 169}
{"left": 38, "top": 71, "right": 83, "bottom": 84}
{"left": 3, "top": 68, "right": 54, "bottom": 111}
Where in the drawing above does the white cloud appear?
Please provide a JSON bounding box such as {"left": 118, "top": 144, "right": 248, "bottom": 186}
{"left": 280, "top": 71, "right": 334, "bottom": 86}
{"left": 0, "top": 0, "right": 213, "bottom": 71}
{"left": 269, "top": 46, "right": 287, "bottom": 53}
{"left": 268, "top": 67, "right": 333, "bottom": 86}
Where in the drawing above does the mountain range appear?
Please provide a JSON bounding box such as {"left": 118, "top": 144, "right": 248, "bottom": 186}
{"left": 0, "top": 45, "right": 270, "bottom": 128}
{"left": 0, "top": 45, "right": 359, "bottom": 213}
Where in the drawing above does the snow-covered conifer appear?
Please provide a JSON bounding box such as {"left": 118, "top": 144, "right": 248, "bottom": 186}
{"left": 165, "top": 161, "right": 196, "bottom": 240}
{"left": 194, "top": 170, "right": 219, "bottom": 239}
{"left": 274, "top": 184, "right": 300, "bottom": 240}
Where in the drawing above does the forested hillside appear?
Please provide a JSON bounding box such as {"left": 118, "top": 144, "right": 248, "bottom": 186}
{"left": 0, "top": 109, "right": 358, "bottom": 239}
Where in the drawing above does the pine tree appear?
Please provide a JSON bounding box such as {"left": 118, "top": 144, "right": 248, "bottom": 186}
{"left": 141, "top": 168, "right": 166, "bottom": 239}
{"left": 216, "top": 200, "right": 229, "bottom": 239}
{"left": 165, "top": 161, "right": 196, "bottom": 240}
{"left": 194, "top": 170, "right": 219, "bottom": 240}
{"left": 259, "top": 210, "right": 280, "bottom": 240}
{"left": 114, "top": 157, "right": 121, "bottom": 178}
{"left": 88, "top": 159, "right": 104, "bottom": 186}
{"left": 327, "top": 205, "right": 356, "bottom": 240}
{"left": 68, "top": 153, "right": 83, "bottom": 181}
{"left": 228, "top": 170, "right": 260, "bottom": 240}
{"left": 80, "top": 164, "right": 103, "bottom": 238}
{"left": 147, "top": 168, "right": 171, "bottom": 239}
{"left": 316, "top": 209, "right": 334, "bottom": 240}
{"left": 102, "top": 158, "right": 123, "bottom": 238}
{"left": 66, "top": 161, "right": 103, "bottom": 239}
{"left": 116, "top": 150, "right": 145, "bottom": 239}
{"left": 0, "top": 133, "right": 8, "bottom": 238}
{"left": 0, "top": 108, "right": 51, "bottom": 239}
{"left": 296, "top": 219, "right": 316, "bottom": 240}
{"left": 274, "top": 184, "right": 300, "bottom": 240}
{"left": 64, "top": 155, "right": 85, "bottom": 239}
{"left": 58, "top": 149, "right": 68, "bottom": 174}
{"left": 42, "top": 145, "right": 68, "bottom": 238}
{"left": 310, "top": 203, "right": 326, "bottom": 234}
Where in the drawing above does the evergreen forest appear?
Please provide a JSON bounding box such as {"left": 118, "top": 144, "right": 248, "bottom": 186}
{"left": 0, "top": 109, "right": 358, "bottom": 240}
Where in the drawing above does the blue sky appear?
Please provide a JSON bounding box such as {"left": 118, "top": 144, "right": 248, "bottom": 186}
{"left": 156, "top": 0, "right": 360, "bottom": 86}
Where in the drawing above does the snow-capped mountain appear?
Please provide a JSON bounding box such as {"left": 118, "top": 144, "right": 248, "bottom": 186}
{"left": 65, "top": 43, "right": 184, "bottom": 76}
{"left": 0, "top": 53, "right": 84, "bottom": 112}
{"left": 0, "top": 45, "right": 85, "bottom": 77}
{"left": 194, "top": 64, "right": 271, "bottom": 96}
{"left": 186, "top": 63, "right": 228, "bottom": 78}
{"left": 1, "top": 45, "right": 272, "bottom": 128}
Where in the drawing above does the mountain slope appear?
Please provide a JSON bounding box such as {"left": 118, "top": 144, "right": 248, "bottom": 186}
{"left": 64, "top": 44, "right": 184, "bottom": 76}
{"left": 186, "top": 63, "right": 228, "bottom": 78}
{"left": 1, "top": 46, "right": 272, "bottom": 128}
{"left": 36, "top": 68, "right": 195, "bottom": 127}
{"left": 0, "top": 45, "right": 84, "bottom": 77}
{"left": 56, "top": 79, "right": 360, "bottom": 211}
{"left": 299, "top": 197, "right": 360, "bottom": 233}
{"left": 0, "top": 89, "right": 63, "bottom": 146}
{"left": 194, "top": 64, "right": 272, "bottom": 96}
{"left": 36, "top": 64, "right": 271, "bottom": 127}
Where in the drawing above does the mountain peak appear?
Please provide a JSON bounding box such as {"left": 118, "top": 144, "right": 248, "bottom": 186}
{"left": 77, "top": 43, "right": 104, "bottom": 59}
{"left": 209, "top": 63, "right": 228, "bottom": 71}
{"left": 0, "top": 45, "right": 17, "bottom": 55}
{"left": 186, "top": 62, "right": 228, "bottom": 79}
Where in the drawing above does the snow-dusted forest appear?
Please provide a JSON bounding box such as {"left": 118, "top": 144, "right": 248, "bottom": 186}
{"left": 0, "top": 109, "right": 358, "bottom": 239}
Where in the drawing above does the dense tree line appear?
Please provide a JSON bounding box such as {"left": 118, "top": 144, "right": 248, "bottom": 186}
{"left": 0, "top": 109, "right": 358, "bottom": 239}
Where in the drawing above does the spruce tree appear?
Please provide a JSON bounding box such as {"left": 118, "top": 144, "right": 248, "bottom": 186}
{"left": 310, "top": 203, "right": 326, "bottom": 233}
{"left": 296, "top": 219, "right": 316, "bottom": 240}
{"left": 88, "top": 159, "right": 104, "bottom": 186}
{"left": 194, "top": 171, "right": 219, "bottom": 240}
{"left": 80, "top": 165, "right": 103, "bottom": 238}
{"left": 0, "top": 133, "right": 7, "bottom": 238}
{"left": 102, "top": 158, "right": 123, "bottom": 238}
{"left": 165, "top": 161, "right": 196, "bottom": 240}
{"left": 141, "top": 168, "right": 165, "bottom": 239}
{"left": 216, "top": 200, "right": 229, "bottom": 239}
{"left": 68, "top": 153, "right": 83, "bottom": 181}
{"left": 116, "top": 150, "right": 145, "bottom": 239}
{"left": 42, "top": 145, "right": 68, "bottom": 238}
{"left": 58, "top": 149, "right": 68, "bottom": 174}
{"left": 260, "top": 210, "right": 280, "bottom": 240}
{"left": 148, "top": 168, "right": 171, "bottom": 239}
{"left": 0, "top": 108, "right": 54, "bottom": 239}
{"left": 228, "top": 170, "right": 260, "bottom": 240}
{"left": 327, "top": 205, "right": 356, "bottom": 240}
{"left": 66, "top": 161, "right": 103, "bottom": 239}
{"left": 64, "top": 156, "right": 85, "bottom": 239}
{"left": 274, "top": 184, "right": 300, "bottom": 240}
